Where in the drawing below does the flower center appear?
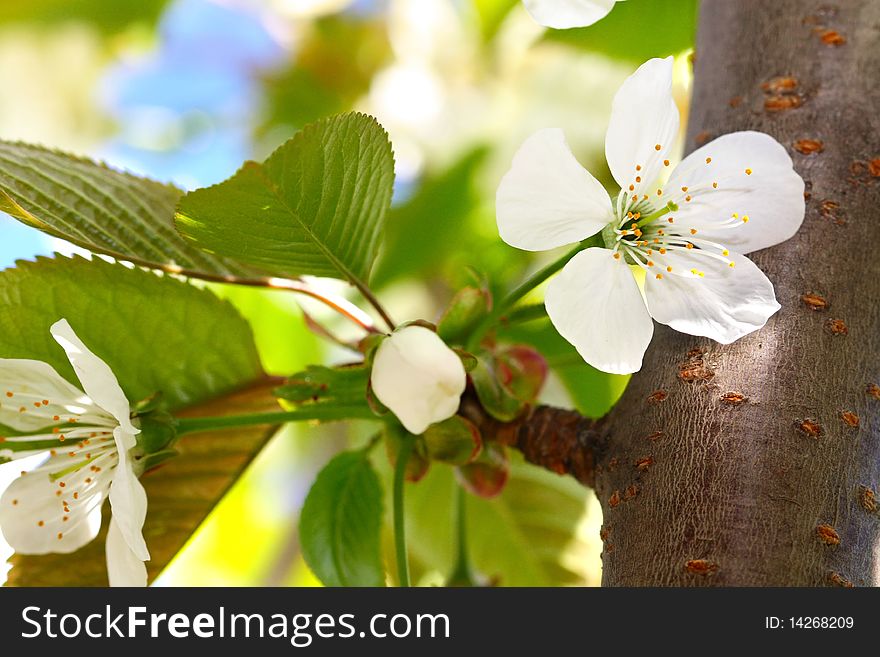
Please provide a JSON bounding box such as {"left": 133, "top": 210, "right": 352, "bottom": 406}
{"left": 602, "top": 178, "right": 747, "bottom": 281}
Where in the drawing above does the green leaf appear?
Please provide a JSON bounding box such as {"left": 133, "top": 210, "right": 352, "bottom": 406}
{"left": 176, "top": 112, "right": 395, "bottom": 285}
{"left": 273, "top": 364, "right": 377, "bottom": 421}
{"left": 0, "top": 141, "right": 256, "bottom": 278}
{"left": 0, "top": 255, "right": 263, "bottom": 410}
{"left": 499, "top": 318, "right": 628, "bottom": 418}
{"left": 402, "top": 455, "right": 594, "bottom": 586}
{"left": 300, "top": 450, "right": 385, "bottom": 587}
{"left": 545, "top": 0, "right": 699, "bottom": 62}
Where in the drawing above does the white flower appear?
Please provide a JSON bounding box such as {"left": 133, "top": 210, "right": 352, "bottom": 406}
{"left": 522, "top": 0, "right": 621, "bottom": 29}
{"left": 496, "top": 57, "right": 805, "bottom": 374}
{"left": 0, "top": 319, "right": 149, "bottom": 586}
{"left": 370, "top": 326, "right": 467, "bottom": 435}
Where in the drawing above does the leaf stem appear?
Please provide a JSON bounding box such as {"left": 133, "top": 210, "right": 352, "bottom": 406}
{"left": 393, "top": 436, "right": 413, "bottom": 587}
{"left": 175, "top": 407, "right": 380, "bottom": 436}
{"left": 467, "top": 236, "right": 600, "bottom": 349}
{"left": 351, "top": 278, "right": 396, "bottom": 333}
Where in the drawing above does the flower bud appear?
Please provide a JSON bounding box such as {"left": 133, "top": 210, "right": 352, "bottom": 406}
{"left": 370, "top": 325, "right": 467, "bottom": 435}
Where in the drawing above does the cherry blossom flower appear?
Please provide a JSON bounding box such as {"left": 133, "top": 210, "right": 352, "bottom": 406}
{"left": 370, "top": 325, "right": 467, "bottom": 435}
{"left": 496, "top": 57, "right": 805, "bottom": 374}
{"left": 522, "top": 0, "right": 621, "bottom": 29}
{"left": 0, "top": 319, "right": 149, "bottom": 586}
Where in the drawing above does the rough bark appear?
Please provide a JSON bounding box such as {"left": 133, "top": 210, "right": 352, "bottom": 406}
{"left": 590, "top": 0, "right": 880, "bottom": 586}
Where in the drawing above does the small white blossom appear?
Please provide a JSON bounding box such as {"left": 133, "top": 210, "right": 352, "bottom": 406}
{"left": 496, "top": 57, "right": 805, "bottom": 374}
{"left": 370, "top": 326, "right": 466, "bottom": 435}
{"left": 0, "top": 319, "right": 149, "bottom": 586}
{"left": 522, "top": 0, "right": 621, "bottom": 29}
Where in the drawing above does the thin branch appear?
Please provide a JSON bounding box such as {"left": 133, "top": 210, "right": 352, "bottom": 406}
{"left": 459, "top": 392, "right": 607, "bottom": 488}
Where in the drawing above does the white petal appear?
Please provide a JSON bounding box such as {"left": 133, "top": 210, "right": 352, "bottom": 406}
{"left": 664, "top": 131, "right": 805, "bottom": 254}
{"left": 497, "top": 128, "right": 611, "bottom": 251}
{"left": 545, "top": 248, "right": 654, "bottom": 374}
{"left": 0, "top": 358, "right": 97, "bottom": 432}
{"left": 108, "top": 430, "right": 150, "bottom": 562}
{"left": 50, "top": 319, "right": 138, "bottom": 436}
{"left": 0, "top": 461, "right": 105, "bottom": 554}
{"left": 106, "top": 516, "right": 147, "bottom": 587}
{"left": 645, "top": 250, "right": 780, "bottom": 343}
{"left": 370, "top": 326, "right": 467, "bottom": 435}
{"left": 522, "top": 0, "right": 617, "bottom": 29}
{"left": 605, "top": 57, "right": 679, "bottom": 198}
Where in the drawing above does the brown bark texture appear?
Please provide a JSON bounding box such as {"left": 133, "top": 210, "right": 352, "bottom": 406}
{"left": 590, "top": 0, "right": 880, "bottom": 586}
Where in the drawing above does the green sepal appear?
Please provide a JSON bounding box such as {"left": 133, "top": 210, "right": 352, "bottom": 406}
{"left": 423, "top": 415, "right": 482, "bottom": 466}
{"left": 438, "top": 285, "right": 492, "bottom": 345}
{"left": 470, "top": 353, "right": 525, "bottom": 422}
{"left": 134, "top": 409, "right": 178, "bottom": 455}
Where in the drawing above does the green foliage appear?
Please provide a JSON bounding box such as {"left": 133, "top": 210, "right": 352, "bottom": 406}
{"left": 0, "top": 255, "right": 263, "bottom": 410}
{"left": 176, "top": 113, "right": 395, "bottom": 285}
{"left": 273, "top": 364, "right": 377, "bottom": 421}
{"left": 473, "top": 0, "right": 519, "bottom": 41}
{"left": 0, "top": 141, "right": 254, "bottom": 277}
{"left": 372, "top": 148, "right": 488, "bottom": 288}
{"left": 300, "top": 450, "right": 385, "bottom": 587}
{"left": 546, "top": 0, "right": 699, "bottom": 61}
{"left": 404, "top": 456, "right": 592, "bottom": 586}
{"left": 0, "top": 0, "right": 169, "bottom": 32}
{"left": 258, "top": 17, "right": 391, "bottom": 134}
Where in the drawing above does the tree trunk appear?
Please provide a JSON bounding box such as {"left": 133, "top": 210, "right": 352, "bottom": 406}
{"left": 590, "top": 0, "right": 880, "bottom": 586}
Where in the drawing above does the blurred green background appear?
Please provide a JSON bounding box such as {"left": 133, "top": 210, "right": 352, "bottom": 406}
{"left": 0, "top": 0, "right": 697, "bottom": 586}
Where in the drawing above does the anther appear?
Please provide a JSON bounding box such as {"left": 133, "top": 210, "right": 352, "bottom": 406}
{"left": 745, "top": 168, "right": 752, "bottom": 175}
{"left": 655, "top": 144, "right": 661, "bottom": 151}
{"left": 613, "top": 253, "right": 621, "bottom": 260}
{"left": 663, "top": 159, "right": 670, "bottom": 166}
{"left": 655, "top": 273, "right": 663, "bottom": 279}
{"left": 705, "top": 157, "right": 712, "bottom": 164}
{"left": 690, "top": 228, "right": 697, "bottom": 235}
